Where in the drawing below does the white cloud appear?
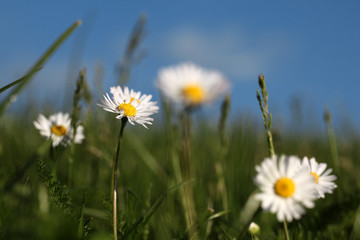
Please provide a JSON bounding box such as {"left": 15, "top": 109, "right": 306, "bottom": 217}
{"left": 160, "top": 27, "right": 295, "bottom": 81}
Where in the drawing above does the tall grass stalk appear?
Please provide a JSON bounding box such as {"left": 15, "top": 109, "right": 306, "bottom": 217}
{"left": 256, "top": 74, "right": 275, "bottom": 157}
{"left": 77, "top": 193, "right": 86, "bottom": 239}
{"left": 180, "top": 110, "right": 198, "bottom": 239}
{"left": 206, "top": 94, "right": 230, "bottom": 237}
{"left": 111, "top": 118, "right": 127, "bottom": 240}
{"left": 0, "top": 66, "right": 43, "bottom": 94}
{"left": 68, "top": 70, "right": 86, "bottom": 186}
{"left": 324, "top": 107, "right": 340, "bottom": 174}
{"left": 236, "top": 74, "right": 275, "bottom": 238}
{"left": 0, "top": 20, "right": 81, "bottom": 115}
{"left": 215, "top": 94, "right": 230, "bottom": 215}
{"left": 49, "top": 145, "right": 60, "bottom": 179}
{"left": 161, "top": 96, "right": 194, "bottom": 236}
{"left": 117, "top": 15, "right": 147, "bottom": 86}
{"left": 142, "top": 184, "right": 152, "bottom": 240}
{"left": 256, "top": 74, "right": 291, "bottom": 240}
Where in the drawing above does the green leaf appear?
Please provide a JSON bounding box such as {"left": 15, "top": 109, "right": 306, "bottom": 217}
{"left": 37, "top": 159, "right": 78, "bottom": 218}
{"left": 0, "top": 20, "right": 82, "bottom": 115}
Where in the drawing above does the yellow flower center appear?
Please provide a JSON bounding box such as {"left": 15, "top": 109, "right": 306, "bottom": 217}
{"left": 51, "top": 125, "right": 67, "bottom": 136}
{"left": 181, "top": 84, "right": 205, "bottom": 104}
{"left": 310, "top": 172, "right": 319, "bottom": 183}
{"left": 118, "top": 98, "right": 137, "bottom": 117}
{"left": 274, "top": 177, "right": 296, "bottom": 198}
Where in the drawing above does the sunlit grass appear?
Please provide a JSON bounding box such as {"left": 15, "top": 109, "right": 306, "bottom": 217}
{"left": 2, "top": 104, "right": 357, "bottom": 239}
{"left": 1, "top": 16, "right": 359, "bottom": 240}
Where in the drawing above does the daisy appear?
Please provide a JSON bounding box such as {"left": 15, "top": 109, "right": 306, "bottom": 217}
{"left": 97, "top": 86, "right": 159, "bottom": 128}
{"left": 300, "top": 157, "right": 337, "bottom": 198}
{"left": 254, "top": 155, "right": 316, "bottom": 222}
{"left": 156, "top": 62, "right": 230, "bottom": 108}
{"left": 33, "top": 112, "right": 85, "bottom": 147}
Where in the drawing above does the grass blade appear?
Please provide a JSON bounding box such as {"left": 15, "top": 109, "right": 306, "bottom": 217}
{"left": 127, "top": 134, "right": 168, "bottom": 182}
{"left": 121, "top": 180, "right": 192, "bottom": 239}
{"left": 0, "top": 20, "right": 82, "bottom": 115}
{"left": 116, "top": 14, "right": 147, "bottom": 86}
{"left": 0, "top": 66, "right": 43, "bottom": 94}
{"left": 78, "top": 193, "right": 86, "bottom": 239}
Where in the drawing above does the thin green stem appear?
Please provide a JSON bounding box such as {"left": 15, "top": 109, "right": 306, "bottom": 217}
{"left": 112, "top": 118, "right": 127, "bottom": 240}
{"left": 324, "top": 108, "right": 340, "bottom": 173}
{"left": 181, "top": 110, "right": 199, "bottom": 239}
{"left": 117, "top": 15, "right": 147, "bottom": 86}
{"left": 266, "top": 128, "right": 275, "bottom": 157}
{"left": 68, "top": 69, "right": 85, "bottom": 187}
{"left": 0, "top": 20, "right": 81, "bottom": 115}
{"left": 163, "top": 97, "right": 194, "bottom": 236}
{"left": 68, "top": 156, "right": 73, "bottom": 186}
{"left": 256, "top": 74, "right": 275, "bottom": 157}
{"left": 50, "top": 145, "right": 59, "bottom": 179}
{"left": 283, "top": 220, "right": 290, "bottom": 240}
{"left": 216, "top": 94, "right": 230, "bottom": 215}
{"left": 182, "top": 111, "right": 191, "bottom": 180}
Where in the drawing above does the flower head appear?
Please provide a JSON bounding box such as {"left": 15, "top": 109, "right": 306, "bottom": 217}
{"left": 254, "top": 155, "right": 316, "bottom": 222}
{"left": 248, "top": 222, "right": 260, "bottom": 236}
{"left": 156, "top": 62, "right": 230, "bottom": 108}
{"left": 300, "top": 157, "right": 337, "bottom": 198}
{"left": 97, "top": 86, "right": 159, "bottom": 128}
{"left": 33, "top": 112, "right": 84, "bottom": 147}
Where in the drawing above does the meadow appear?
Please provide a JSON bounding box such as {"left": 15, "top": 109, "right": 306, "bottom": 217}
{"left": 1, "top": 19, "right": 360, "bottom": 240}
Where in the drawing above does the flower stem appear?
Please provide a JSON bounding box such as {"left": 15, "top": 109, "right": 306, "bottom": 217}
{"left": 216, "top": 94, "right": 231, "bottom": 216}
{"left": 112, "top": 118, "right": 127, "bottom": 240}
{"left": 50, "top": 145, "right": 59, "bottom": 179}
{"left": 283, "top": 220, "right": 291, "bottom": 240}
{"left": 181, "top": 109, "right": 198, "bottom": 239}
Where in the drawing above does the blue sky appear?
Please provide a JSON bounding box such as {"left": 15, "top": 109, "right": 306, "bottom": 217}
{"left": 1, "top": 1, "right": 360, "bottom": 132}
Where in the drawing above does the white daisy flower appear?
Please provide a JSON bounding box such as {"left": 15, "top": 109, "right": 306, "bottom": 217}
{"left": 33, "top": 112, "right": 85, "bottom": 147}
{"left": 156, "top": 62, "right": 230, "bottom": 107}
{"left": 254, "top": 155, "right": 316, "bottom": 222}
{"left": 97, "top": 86, "right": 159, "bottom": 128}
{"left": 300, "top": 157, "right": 337, "bottom": 198}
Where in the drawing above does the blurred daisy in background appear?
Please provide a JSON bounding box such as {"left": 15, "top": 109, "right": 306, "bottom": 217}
{"left": 33, "top": 112, "right": 84, "bottom": 147}
{"left": 300, "top": 157, "right": 337, "bottom": 198}
{"left": 254, "top": 155, "right": 316, "bottom": 222}
{"left": 98, "top": 86, "right": 159, "bottom": 128}
{"left": 156, "top": 62, "right": 230, "bottom": 108}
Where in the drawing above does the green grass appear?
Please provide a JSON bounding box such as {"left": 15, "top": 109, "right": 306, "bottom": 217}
{"left": 1, "top": 105, "right": 359, "bottom": 239}
{"left": 1, "top": 16, "right": 359, "bottom": 240}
